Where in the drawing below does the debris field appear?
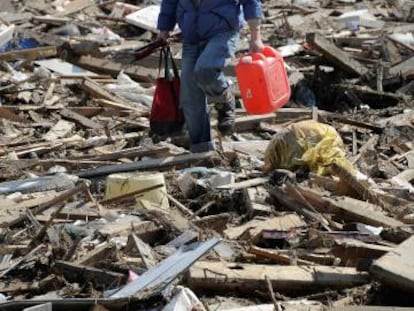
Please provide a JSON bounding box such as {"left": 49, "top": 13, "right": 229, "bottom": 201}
{"left": 0, "top": 0, "right": 414, "bottom": 311}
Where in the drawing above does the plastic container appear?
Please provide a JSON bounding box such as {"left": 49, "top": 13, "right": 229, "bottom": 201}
{"left": 235, "top": 46, "right": 291, "bottom": 115}
{"left": 105, "top": 172, "right": 169, "bottom": 208}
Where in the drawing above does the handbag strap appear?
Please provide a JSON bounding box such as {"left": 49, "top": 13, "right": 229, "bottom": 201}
{"left": 158, "top": 46, "right": 179, "bottom": 80}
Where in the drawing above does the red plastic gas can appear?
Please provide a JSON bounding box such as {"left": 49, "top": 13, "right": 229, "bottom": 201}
{"left": 235, "top": 46, "right": 291, "bottom": 115}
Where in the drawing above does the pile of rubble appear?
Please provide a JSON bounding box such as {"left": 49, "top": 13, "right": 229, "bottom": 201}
{"left": 1, "top": 0, "right": 414, "bottom": 310}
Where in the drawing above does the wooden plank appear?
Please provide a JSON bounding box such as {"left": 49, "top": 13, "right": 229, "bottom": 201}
{"left": 98, "top": 215, "right": 144, "bottom": 236}
{"left": 77, "top": 55, "right": 157, "bottom": 82}
{"left": 331, "top": 239, "right": 393, "bottom": 267}
{"left": 306, "top": 33, "right": 369, "bottom": 76}
{"left": 0, "top": 46, "right": 57, "bottom": 61}
{"left": 0, "top": 281, "right": 39, "bottom": 293}
{"left": 389, "top": 55, "right": 414, "bottom": 78}
{"left": 69, "top": 146, "right": 170, "bottom": 162}
{"left": 326, "top": 196, "right": 404, "bottom": 228}
{"left": 188, "top": 261, "right": 369, "bottom": 293}
{"left": 74, "top": 242, "right": 115, "bottom": 266}
{"left": 82, "top": 78, "right": 134, "bottom": 107}
{"left": 0, "top": 107, "right": 28, "bottom": 123}
{"left": 0, "top": 244, "right": 44, "bottom": 278}
{"left": 216, "top": 114, "right": 275, "bottom": 132}
{"left": 68, "top": 107, "right": 131, "bottom": 118}
{"left": 0, "top": 244, "right": 28, "bottom": 255}
{"left": 94, "top": 98, "right": 143, "bottom": 112}
{"left": 77, "top": 151, "right": 219, "bottom": 178}
{"left": 0, "top": 192, "right": 57, "bottom": 227}
{"left": 249, "top": 246, "right": 314, "bottom": 265}
{"left": 371, "top": 235, "right": 414, "bottom": 293}
{"left": 54, "top": 260, "right": 125, "bottom": 287}
{"left": 267, "top": 186, "right": 330, "bottom": 229}
{"left": 32, "top": 16, "right": 72, "bottom": 25}
{"left": 131, "top": 233, "right": 157, "bottom": 269}
{"left": 224, "top": 214, "right": 306, "bottom": 241}
{"left": 60, "top": 108, "right": 103, "bottom": 130}
{"left": 216, "top": 177, "right": 268, "bottom": 190}
{"left": 331, "top": 84, "right": 403, "bottom": 108}
{"left": 58, "top": 0, "right": 94, "bottom": 16}
{"left": 331, "top": 163, "right": 388, "bottom": 209}
{"left": 244, "top": 186, "right": 273, "bottom": 218}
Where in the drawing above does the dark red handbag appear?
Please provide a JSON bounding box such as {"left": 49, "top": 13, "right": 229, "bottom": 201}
{"left": 150, "top": 46, "right": 184, "bottom": 136}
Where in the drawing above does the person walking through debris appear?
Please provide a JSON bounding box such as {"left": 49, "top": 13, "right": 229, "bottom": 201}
{"left": 157, "top": 0, "right": 264, "bottom": 153}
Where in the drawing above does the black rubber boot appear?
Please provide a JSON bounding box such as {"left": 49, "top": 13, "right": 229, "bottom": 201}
{"left": 215, "top": 89, "right": 235, "bottom": 135}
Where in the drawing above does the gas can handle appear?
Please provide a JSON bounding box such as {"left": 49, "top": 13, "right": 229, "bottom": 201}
{"left": 250, "top": 53, "right": 266, "bottom": 61}
{"left": 261, "top": 46, "right": 279, "bottom": 58}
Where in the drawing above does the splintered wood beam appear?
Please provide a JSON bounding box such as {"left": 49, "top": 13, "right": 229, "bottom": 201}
{"left": 187, "top": 261, "right": 369, "bottom": 293}
{"left": 326, "top": 196, "right": 405, "bottom": 228}
{"left": 331, "top": 163, "right": 388, "bottom": 209}
{"left": 0, "top": 46, "right": 57, "bottom": 61}
{"left": 389, "top": 55, "right": 414, "bottom": 78}
{"left": 0, "top": 107, "right": 28, "bottom": 123}
{"left": 371, "top": 235, "right": 414, "bottom": 293}
{"left": 74, "top": 242, "right": 115, "bottom": 266}
{"left": 77, "top": 151, "right": 219, "bottom": 178}
{"left": 54, "top": 260, "right": 125, "bottom": 287}
{"left": 81, "top": 78, "right": 135, "bottom": 109}
{"left": 76, "top": 55, "right": 157, "bottom": 82}
{"left": 306, "top": 32, "right": 369, "bottom": 76}
{"left": 60, "top": 108, "right": 103, "bottom": 129}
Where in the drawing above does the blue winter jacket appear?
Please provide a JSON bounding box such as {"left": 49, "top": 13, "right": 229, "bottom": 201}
{"left": 157, "top": 0, "right": 262, "bottom": 43}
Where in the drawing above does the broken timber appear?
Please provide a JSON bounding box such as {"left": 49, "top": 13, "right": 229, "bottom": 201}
{"left": 306, "top": 33, "right": 368, "bottom": 76}
{"left": 326, "top": 196, "right": 405, "bottom": 228}
{"left": 59, "top": 108, "right": 103, "bottom": 130}
{"left": 188, "top": 261, "right": 369, "bottom": 294}
{"left": 0, "top": 46, "right": 57, "bottom": 61}
{"left": 81, "top": 78, "right": 137, "bottom": 111}
{"left": 77, "top": 151, "right": 219, "bottom": 178}
{"left": 76, "top": 55, "right": 157, "bottom": 82}
{"left": 371, "top": 235, "right": 414, "bottom": 293}
{"left": 54, "top": 260, "right": 125, "bottom": 288}
{"left": 389, "top": 55, "right": 414, "bottom": 79}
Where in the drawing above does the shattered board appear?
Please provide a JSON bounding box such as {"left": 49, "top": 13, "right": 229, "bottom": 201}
{"left": 35, "top": 58, "right": 98, "bottom": 76}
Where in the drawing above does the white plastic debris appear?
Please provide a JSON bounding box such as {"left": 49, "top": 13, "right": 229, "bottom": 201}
{"left": 89, "top": 26, "right": 122, "bottom": 42}
{"left": 47, "top": 165, "right": 68, "bottom": 174}
{"left": 110, "top": 2, "right": 140, "bottom": 18}
{"left": 277, "top": 40, "right": 303, "bottom": 57}
{"left": 106, "top": 71, "right": 155, "bottom": 106}
{"left": 125, "top": 5, "right": 163, "bottom": 33}
{"left": 0, "top": 24, "right": 15, "bottom": 48}
{"left": 177, "top": 167, "right": 235, "bottom": 197}
{"left": 109, "top": 236, "right": 129, "bottom": 249}
{"left": 162, "top": 286, "right": 206, "bottom": 311}
{"left": 356, "top": 223, "right": 383, "bottom": 235}
{"left": 335, "top": 9, "right": 378, "bottom": 30}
